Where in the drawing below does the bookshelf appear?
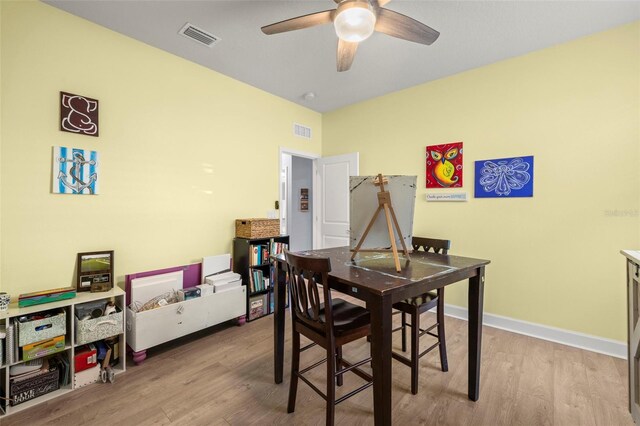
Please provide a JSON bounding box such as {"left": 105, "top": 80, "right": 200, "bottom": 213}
{"left": 233, "top": 235, "right": 289, "bottom": 322}
{"left": 0, "top": 287, "right": 126, "bottom": 416}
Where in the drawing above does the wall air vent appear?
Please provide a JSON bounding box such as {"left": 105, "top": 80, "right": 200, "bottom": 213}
{"left": 293, "top": 123, "right": 312, "bottom": 139}
{"left": 178, "top": 23, "right": 220, "bottom": 47}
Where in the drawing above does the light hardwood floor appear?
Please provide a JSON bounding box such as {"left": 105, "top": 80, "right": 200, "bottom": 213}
{"left": 3, "top": 310, "right": 631, "bottom": 425}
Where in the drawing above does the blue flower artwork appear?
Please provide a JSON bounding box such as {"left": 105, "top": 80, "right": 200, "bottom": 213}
{"left": 474, "top": 155, "right": 534, "bottom": 198}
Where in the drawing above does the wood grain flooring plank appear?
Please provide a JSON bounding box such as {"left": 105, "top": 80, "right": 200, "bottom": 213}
{"left": 583, "top": 350, "right": 633, "bottom": 426}
{"left": 553, "top": 345, "right": 597, "bottom": 426}
{"left": 511, "top": 335, "right": 554, "bottom": 426}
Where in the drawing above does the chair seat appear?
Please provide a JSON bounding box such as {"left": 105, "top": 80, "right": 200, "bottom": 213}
{"left": 317, "top": 298, "right": 370, "bottom": 335}
{"left": 394, "top": 291, "right": 437, "bottom": 308}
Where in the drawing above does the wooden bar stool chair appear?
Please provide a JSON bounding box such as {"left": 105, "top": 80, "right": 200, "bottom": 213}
{"left": 392, "top": 237, "right": 450, "bottom": 395}
{"left": 284, "top": 250, "right": 373, "bottom": 426}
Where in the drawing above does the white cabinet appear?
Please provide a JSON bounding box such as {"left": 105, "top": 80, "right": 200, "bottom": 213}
{"left": 0, "top": 287, "right": 126, "bottom": 417}
{"left": 622, "top": 250, "right": 640, "bottom": 425}
{"left": 126, "top": 286, "right": 245, "bottom": 356}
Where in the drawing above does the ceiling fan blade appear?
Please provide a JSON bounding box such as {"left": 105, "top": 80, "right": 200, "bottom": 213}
{"left": 375, "top": 8, "right": 439, "bottom": 45}
{"left": 337, "top": 39, "right": 358, "bottom": 72}
{"left": 261, "top": 10, "right": 334, "bottom": 35}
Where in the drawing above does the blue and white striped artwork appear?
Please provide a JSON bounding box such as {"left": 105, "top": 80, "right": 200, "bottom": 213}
{"left": 52, "top": 146, "right": 99, "bottom": 195}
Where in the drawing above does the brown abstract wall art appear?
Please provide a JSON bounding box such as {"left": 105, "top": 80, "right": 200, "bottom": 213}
{"left": 60, "top": 91, "right": 99, "bottom": 137}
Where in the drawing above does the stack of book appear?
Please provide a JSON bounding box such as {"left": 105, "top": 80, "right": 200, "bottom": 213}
{"left": 204, "top": 271, "right": 242, "bottom": 293}
{"left": 249, "top": 269, "right": 270, "bottom": 293}
{"left": 249, "top": 244, "right": 269, "bottom": 266}
{"left": 271, "top": 241, "right": 288, "bottom": 256}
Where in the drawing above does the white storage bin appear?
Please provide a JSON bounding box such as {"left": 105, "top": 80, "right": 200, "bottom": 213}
{"left": 75, "top": 306, "right": 124, "bottom": 345}
{"left": 17, "top": 310, "right": 66, "bottom": 347}
{"left": 127, "top": 285, "right": 245, "bottom": 352}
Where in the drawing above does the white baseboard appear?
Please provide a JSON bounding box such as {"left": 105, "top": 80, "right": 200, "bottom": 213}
{"left": 444, "top": 304, "right": 627, "bottom": 359}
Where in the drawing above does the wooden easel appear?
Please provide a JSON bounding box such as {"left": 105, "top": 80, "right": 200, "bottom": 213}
{"left": 350, "top": 173, "right": 410, "bottom": 272}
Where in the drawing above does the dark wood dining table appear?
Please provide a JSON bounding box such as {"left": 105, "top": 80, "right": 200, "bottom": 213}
{"left": 272, "top": 246, "right": 490, "bottom": 426}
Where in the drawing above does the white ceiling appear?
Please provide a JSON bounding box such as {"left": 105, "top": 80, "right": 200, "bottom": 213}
{"left": 44, "top": 1, "right": 640, "bottom": 113}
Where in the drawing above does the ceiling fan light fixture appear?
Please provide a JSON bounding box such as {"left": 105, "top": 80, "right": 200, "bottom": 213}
{"left": 334, "top": 1, "right": 376, "bottom": 42}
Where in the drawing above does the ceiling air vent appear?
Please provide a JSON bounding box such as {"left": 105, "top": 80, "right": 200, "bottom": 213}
{"left": 293, "top": 123, "right": 312, "bottom": 140}
{"left": 178, "top": 23, "right": 220, "bottom": 48}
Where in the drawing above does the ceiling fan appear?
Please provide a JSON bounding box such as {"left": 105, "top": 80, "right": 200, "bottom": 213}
{"left": 261, "top": 0, "right": 440, "bottom": 72}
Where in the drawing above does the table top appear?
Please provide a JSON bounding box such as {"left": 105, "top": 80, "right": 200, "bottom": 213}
{"left": 274, "top": 246, "right": 490, "bottom": 297}
{"left": 622, "top": 250, "right": 640, "bottom": 263}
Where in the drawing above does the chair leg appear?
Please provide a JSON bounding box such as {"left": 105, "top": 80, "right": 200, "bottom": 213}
{"left": 287, "top": 329, "right": 300, "bottom": 413}
{"left": 437, "top": 290, "right": 448, "bottom": 372}
{"left": 411, "top": 310, "right": 420, "bottom": 395}
{"left": 401, "top": 311, "right": 407, "bottom": 352}
{"left": 336, "top": 346, "right": 343, "bottom": 387}
{"left": 326, "top": 342, "right": 336, "bottom": 426}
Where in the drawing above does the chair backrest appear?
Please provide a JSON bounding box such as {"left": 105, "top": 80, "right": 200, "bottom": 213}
{"left": 284, "top": 250, "right": 334, "bottom": 334}
{"left": 412, "top": 237, "right": 451, "bottom": 255}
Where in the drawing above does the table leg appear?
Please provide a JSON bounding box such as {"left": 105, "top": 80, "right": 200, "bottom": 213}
{"left": 370, "top": 294, "right": 392, "bottom": 425}
{"left": 468, "top": 266, "right": 485, "bottom": 401}
{"left": 274, "top": 262, "right": 286, "bottom": 384}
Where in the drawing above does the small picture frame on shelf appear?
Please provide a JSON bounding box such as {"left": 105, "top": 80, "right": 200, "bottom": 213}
{"left": 76, "top": 250, "right": 114, "bottom": 292}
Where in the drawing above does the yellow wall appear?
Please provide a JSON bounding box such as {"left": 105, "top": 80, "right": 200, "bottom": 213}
{"left": 0, "top": 1, "right": 321, "bottom": 294}
{"left": 1, "top": 1, "right": 637, "bottom": 342}
{"left": 323, "top": 22, "right": 640, "bottom": 341}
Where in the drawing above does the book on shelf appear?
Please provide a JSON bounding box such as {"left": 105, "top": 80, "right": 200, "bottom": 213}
{"left": 249, "top": 244, "right": 273, "bottom": 266}
{"left": 6, "top": 321, "right": 15, "bottom": 364}
{"left": 271, "top": 241, "right": 288, "bottom": 256}
{"left": 250, "top": 268, "right": 269, "bottom": 293}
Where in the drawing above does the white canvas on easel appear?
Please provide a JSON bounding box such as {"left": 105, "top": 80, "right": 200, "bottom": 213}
{"left": 349, "top": 175, "right": 417, "bottom": 251}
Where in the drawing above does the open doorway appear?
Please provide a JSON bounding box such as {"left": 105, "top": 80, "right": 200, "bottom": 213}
{"left": 280, "top": 149, "right": 319, "bottom": 252}
{"left": 280, "top": 149, "right": 359, "bottom": 252}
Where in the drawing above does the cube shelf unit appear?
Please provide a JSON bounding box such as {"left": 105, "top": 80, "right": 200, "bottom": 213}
{"left": 0, "top": 287, "right": 126, "bottom": 416}
{"left": 233, "top": 235, "right": 289, "bottom": 322}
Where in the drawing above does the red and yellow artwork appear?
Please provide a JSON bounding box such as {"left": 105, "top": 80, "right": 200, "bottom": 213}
{"left": 426, "top": 142, "right": 463, "bottom": 188}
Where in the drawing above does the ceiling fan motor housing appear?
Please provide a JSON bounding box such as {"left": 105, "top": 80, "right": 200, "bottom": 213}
{"left": 334, "top": 0, "right": 376, "bottom": 42}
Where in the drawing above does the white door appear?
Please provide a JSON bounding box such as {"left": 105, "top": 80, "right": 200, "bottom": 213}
{"left": 316, "top": 153, "right": 359, "bottom": 249}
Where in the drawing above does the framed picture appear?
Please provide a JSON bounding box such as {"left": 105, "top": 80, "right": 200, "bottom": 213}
{"left": 426, "top": 142, "right": 463, "bottom": 188}
{"left": 60, "top": 91, "right": 99, "bottom": 137}
{"left": 76, "top": 250, "right": 114, "bottom": 292}
{"left": 300, "top": 188, "right": 309, "bottom": 211}
{"left": 52, "top": 146, "right": 99, "bottom": 195}
{"left": 474, "top": 155, "right": 534, "bottom": 198}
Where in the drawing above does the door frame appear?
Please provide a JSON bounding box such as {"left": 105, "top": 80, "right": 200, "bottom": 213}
{"left": 279, "top": 147, "right": 321, "bottom": 248}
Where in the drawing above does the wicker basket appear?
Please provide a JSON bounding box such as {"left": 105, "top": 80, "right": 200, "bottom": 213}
{"left": 235, "top": 218, "right": 280, "bottom": 239}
